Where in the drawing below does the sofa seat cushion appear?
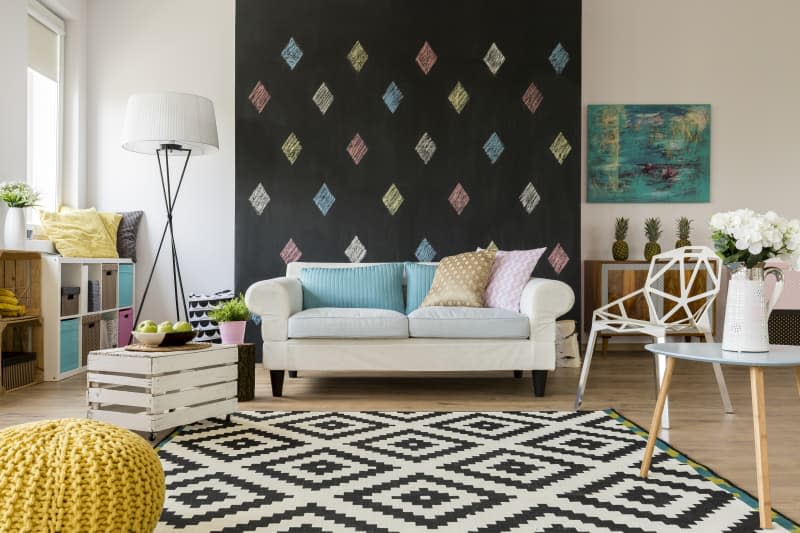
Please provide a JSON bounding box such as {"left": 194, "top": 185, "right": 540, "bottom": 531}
{"left": 288, "top": 308, "right": 409, "bottom": 338}
{"left": 408, "top": 306, "right": 529, "bottom": 338}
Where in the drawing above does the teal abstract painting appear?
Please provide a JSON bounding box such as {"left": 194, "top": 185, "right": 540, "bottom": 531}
{"left": 587, "top": 104, "right": 710, "bottom": 203}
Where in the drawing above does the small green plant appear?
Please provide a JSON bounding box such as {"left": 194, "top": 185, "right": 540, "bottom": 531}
{"left": 0, "top": 182, "right": 39, "bottom": 208}
{"left": 208, "top": 293, "right": 249, "bottom": 323}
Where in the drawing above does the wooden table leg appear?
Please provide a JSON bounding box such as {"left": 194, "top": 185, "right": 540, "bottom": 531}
{"left": 640, "top": 355, "right": 676, "bottom": 478}
{"left": 750, "top": 366, "right": 772, "bottom": 529}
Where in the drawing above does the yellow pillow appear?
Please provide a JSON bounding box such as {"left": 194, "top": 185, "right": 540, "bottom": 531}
{"left": 39, "top": 209, "right": 119, "bottom": 258}
{"left": 421, "top": 250, "right": 497, "bottom": 307}
{"left": 59, "top": 206, "right": 122, "bottom": 248}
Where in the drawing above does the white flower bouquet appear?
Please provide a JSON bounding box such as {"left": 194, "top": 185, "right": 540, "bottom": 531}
{"left": 709, "top": 208, "right": 800, "bottom": 269}
{"left": 0, "top": 182, "right": 40, "bottom": 208}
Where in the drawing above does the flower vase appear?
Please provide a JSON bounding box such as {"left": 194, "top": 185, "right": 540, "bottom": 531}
{"left": 3, "top": 207, "right": 26, "bottom": 250}
{"left": 721, "top": 263, "right": 783, "bottom": 352}
{"left": 219, "top": 321, "right": 246, "bottom": 345}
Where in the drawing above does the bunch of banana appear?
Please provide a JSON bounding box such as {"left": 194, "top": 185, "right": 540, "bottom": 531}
{"left": 0, "top": 289, "right": 26, "bottom": 317}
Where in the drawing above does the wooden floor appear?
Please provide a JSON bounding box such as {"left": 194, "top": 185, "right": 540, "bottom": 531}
{"left": 1, "top": 351, "right": 798, "bottom": 519}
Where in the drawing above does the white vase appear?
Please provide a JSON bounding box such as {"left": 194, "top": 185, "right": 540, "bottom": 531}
{"left": 721, "top": 263, "right": 783, "bottom": 352}
{"left": 3, "top": 207, "right": 26, "bottom": 250}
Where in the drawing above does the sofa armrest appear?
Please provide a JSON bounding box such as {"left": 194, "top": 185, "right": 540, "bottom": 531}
{"left": 244, "top": 277, "right": 302, "bottom": 341}
{"left": 519, "top": 278, "right": 575, "bottom": 340}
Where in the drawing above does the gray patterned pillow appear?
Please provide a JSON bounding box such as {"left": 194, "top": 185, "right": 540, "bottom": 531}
{"left": 116, "top": 211, "right": 143, "bottom": 262}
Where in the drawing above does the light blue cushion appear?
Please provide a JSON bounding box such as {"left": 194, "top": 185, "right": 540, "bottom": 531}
{"left": 408, "top": 306, "right": 530, "bottom": 338}
{"left": 301, "top": 264, "right": 405, "bottom": 313}
{"left": 288, "top": 308, "right": 409, "bottom": 338}
{"left": 404, "top": 262, "right": 437, "bottom": 314}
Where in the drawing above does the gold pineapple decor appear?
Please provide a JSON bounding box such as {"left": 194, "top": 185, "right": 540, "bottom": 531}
{"left": 644, "top": 217, "right": 662, "bottom": 261}
{"left": 675, "top": 216, "right": 693, "bottom": 248}
{"left": 612, "top": 217, "right": 629, "bottom": 260}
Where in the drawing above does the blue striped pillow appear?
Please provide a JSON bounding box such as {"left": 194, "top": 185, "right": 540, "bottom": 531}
{"left": 300, "top": 264, "right": 405, "bottom": 313}
{"left": 404, "top": 262, "right": 438, "bottom": 314}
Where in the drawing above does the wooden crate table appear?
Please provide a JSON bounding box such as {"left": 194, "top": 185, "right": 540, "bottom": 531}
{"left": 86, "top": 343, "right": 238, "bottom": 440}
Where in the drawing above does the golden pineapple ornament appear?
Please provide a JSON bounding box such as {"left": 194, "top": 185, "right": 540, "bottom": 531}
{"left": 612, "top": 217, "right": 629, "bottom": 260}
{"left": 644, "top": 217, "right": 662, "bottom": 261}
{"left": 675, "top": 217, "right": 693, "bottom": 248}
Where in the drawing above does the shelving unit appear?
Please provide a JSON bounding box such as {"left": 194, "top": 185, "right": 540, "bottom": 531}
{"left": 41, "top": 256, "right": 135, "bottom": 381}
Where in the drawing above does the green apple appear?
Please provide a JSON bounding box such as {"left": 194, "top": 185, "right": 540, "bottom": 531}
{"left": 157, "top": 321, "right": 174, "bottom": 333}
{"left": 137, "top": 320, "right": 156, "bottom": 332}
{"left": 139, "top": 324, "right": 157, "bottom": 333}
{"left": 173, "top": 321, "right": 192, "bottom": 333}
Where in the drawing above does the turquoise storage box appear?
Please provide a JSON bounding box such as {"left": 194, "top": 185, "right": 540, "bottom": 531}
{"left": 118, "top": 264, "right": 134, "bottom": 308}
{"left": 300, "top": 264, "right": 405, "bottom": 313}
{"left": 59, "top": 318, "right": 80, "bottom": 374}
{"left": 404, "top": 262, "right": 438, "bottom": 314}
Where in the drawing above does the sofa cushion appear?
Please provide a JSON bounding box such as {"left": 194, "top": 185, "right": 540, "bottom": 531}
{"left": 421, "top": 250, "right": 496, "bottom": 308}
{"left": 404, "top": 262, "right": 437, "bottom": 314}
{"left": 408, "top": 306, "right": 529, "bottom": 338}
{"left": 300, "top": 263, "right": 405, "bottom": 313}
{"left": 288, "top": 308, "right": 409, "bottom": 338}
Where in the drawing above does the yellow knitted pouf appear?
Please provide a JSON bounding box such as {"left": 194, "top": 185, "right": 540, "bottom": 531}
{"left": 0, "top": 418, "right": 165, "bottom": 532}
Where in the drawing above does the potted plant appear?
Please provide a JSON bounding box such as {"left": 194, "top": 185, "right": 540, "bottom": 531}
{"left": 208, "top": 293, "right": 250, "bottom": 345}
{"left": 0, "top": 182, "right": 40, "bottom": 250}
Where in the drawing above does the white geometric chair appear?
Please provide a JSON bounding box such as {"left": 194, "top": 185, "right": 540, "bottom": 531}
{"left": 575, "top": 246, "right": 734, "bottom": 428}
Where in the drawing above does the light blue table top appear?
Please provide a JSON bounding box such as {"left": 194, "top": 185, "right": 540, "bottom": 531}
{"left": 645, "top": 343, "right": 800, "bottom": 367}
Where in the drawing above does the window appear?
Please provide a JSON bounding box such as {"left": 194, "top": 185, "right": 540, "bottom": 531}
{"left": 27, "top": 1, "right": 64, "bottom": 215}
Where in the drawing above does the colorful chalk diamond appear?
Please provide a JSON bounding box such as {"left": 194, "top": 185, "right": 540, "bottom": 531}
{"left": 281, "top": 37, "right": 303, "bottom": 70}
{"left": 486, "top": 240, "right": 499, "bottom": 252}
{"left": 382, "top": 183, "right": 404, "bottom": 215}
{"left": 313, "top": 183, "right": 335, "bottom": 216}
{"left": 549, "top": 42, "right": 569, "bottom": 75}
{"left": 415, "top": 41, "right": 438, "bottom": 75}
{"left": 483, "top": 132, "right": 505, "bottom": 164}
{"left": 282, "top": 133, "right": 302, "bottom": 165}
{"left": 519, "top": 182, "right": 541, "bottom": 214}
{"left": 280, "top": 238, "right": 302, "bottom": 264}
{"left": 344, "top": 236, "right": 367, "bottom": 263}
{"left": 483, "top": 43, "right": 505, "bottom": 75}
{"left": 550, "top": 132, "right": 572, "bottom": 165}
{"left": 248, "top": 81, "right": 270, "bottom": 114}
{"left": 347, "top": 41, "right": 369, "bottom": 73}
{"left": 548, "top": 243, "right": 569, "bottom": 274}
{"left": 448, "top": 183, "right": 470, "bottom": 215}
{"left": 522, "top": 82, "right": 543, "bottom": 114}
{"left": 248, "top": 182, "right": 270, "bottom": 215}
{"left": 346, "top": 133, "right": 368, "bottom": 165}
{"left": 415, "top": 238, "right": 437, "bottom": 262}
{"left": 382, "top": 82, "right": 404, "bottom": 114}
{"left": 448, "top": 82, "right": 470, "bottom": 114}
{"left": 415, "top": 132, "right": 437, "bottom": 165}
{"left": 312, "top": 82, "right": 334, "bottom": 115}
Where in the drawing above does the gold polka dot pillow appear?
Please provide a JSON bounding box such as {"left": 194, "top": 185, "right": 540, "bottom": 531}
{"left": 421, "top": 250, "right": 496, "bottom": 308}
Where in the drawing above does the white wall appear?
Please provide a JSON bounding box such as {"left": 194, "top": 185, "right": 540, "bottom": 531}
{"left": 0, "top": 1, "right": 28, "bottom": 192}
{"left": 86, "top": 0, "right": 235, "bottom": 322}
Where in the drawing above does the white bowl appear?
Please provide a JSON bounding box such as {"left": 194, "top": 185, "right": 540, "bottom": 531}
{"left": 131, "top": 331, "right": 166, "bottom": 346}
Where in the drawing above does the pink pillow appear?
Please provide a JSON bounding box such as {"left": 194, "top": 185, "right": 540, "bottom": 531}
{"left": 483, "top": 248, "right": 547, "bottom": 311}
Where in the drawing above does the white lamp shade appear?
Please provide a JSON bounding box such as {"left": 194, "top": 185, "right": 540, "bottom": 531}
{"left": 121, "top": 92, "right": 219, "bottom": 155}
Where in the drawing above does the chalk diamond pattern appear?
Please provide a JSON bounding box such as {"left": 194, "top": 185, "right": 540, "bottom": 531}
{"left": 483, "top": 132, "right": 505, "bottom": 164}
{"left": 249, "top": 183, "right": 270, "bottom": 215}
{"left": 312, "top": 83, "right": 334, "bottom": 115}
{"left": 548, "top": 243, "right": 569, "bottom": 274}
{"left": 282, "top": 133, "right": 302, "bottom": 165}
{"left": 347, "top": 133, "right": 368, "bottom": 165}
{"left": 347, "top": 41, "right": 369, "bottom": 72}
{"left": 382, "top": 184, "right": 404, "bottom": 215}
{"left": 248, "top": 81, "right": 270, "bottom": 113}
{"left": 549, "top": 42, "right": 570, "bottom": 74}
{"left": 522, "top": 82, "right": 543, "bottom": 114}
{"left": 415, "top": 133, "right": 436, "bottom": 165}
{"left": 313, "top": 183, "right": 335, "bottom": 216}
{"left": 281, "top": 37, "right": 303, "bottom": 70}
{"left": 519, "top": 182, "right": 541, "bottom": 214}
{"left": 382, "top": 82, "right": 404, "bottom": 114}
{"left": 483, "top": 43, "right": 506, "bottom": 75}
{"left": 415, "top": 41, "right": 438, "bottom": 75}
{"left": 486, "top": 240, "right": 499, "bottom": 252}
{"left": 415, "top": 238, "right": 436, "bottom": 262}
{"left": 345, "top": 236, "right": 367, "bottom": 263}
{"left": 550, "top": 132, "right": 572, "bottom": 165}
{"left": 448, "top": 82, "right": 470, "bottom": 114}
{"left": 448, "top": 183, "right": 469, "bottom": 215}
{"left": 280, "top": 239, "right": 302, "bottom": 264}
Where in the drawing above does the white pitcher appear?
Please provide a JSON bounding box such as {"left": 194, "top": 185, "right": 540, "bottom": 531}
{"left": 721, "top": 263, "right": 783, "bottom": 352}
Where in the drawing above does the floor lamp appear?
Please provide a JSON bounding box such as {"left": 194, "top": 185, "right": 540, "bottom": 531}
{"left": 121, "top": 92, "right": 218, "bottom": 326}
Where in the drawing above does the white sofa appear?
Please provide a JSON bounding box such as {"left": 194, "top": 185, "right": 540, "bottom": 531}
{"left": 245, "top": 262, "right": 575, "bottom": 397}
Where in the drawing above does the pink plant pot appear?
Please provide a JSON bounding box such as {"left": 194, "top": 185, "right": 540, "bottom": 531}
{"left": 219, "top": 321, "right": 246, "bottom": 345}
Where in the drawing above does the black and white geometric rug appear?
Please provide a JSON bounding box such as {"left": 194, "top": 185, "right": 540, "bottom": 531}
{"left": 155, "top": 410, "right": 798, "bottom": 532}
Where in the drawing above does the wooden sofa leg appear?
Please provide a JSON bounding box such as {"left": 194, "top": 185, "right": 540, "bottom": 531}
{"left": 270, "top": 370, "right": 285, "bottom": 397}
{"left": 288, "top": 371, "right": 298, "bottom": 378}
{"left": 532, "top": 370, "right": 547, "bottom": 397}
{"left": 513, "top": 370, "right": 523, "bottom": 379}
